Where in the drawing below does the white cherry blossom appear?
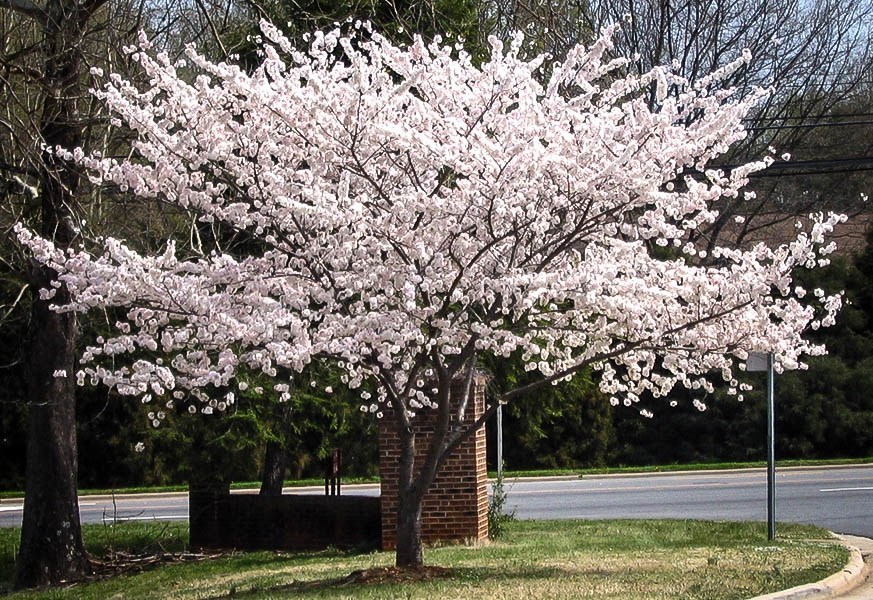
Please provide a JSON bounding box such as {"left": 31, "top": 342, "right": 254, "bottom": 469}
{"left": 16, "top": 22, "right": 844, "bottom": 410}
{"left": 15, "top": 22, "right": 845, "bottom": 565}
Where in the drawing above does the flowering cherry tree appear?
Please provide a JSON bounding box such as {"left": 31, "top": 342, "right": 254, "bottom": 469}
{"left": 17, "top": 22, "right": 844, "bottom": 567}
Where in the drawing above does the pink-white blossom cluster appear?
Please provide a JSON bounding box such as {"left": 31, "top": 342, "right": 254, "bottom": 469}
{"left": 17, "top": 22, "right": 844, "bottom": 417}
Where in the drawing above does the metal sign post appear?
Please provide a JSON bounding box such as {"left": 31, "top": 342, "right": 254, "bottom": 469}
{"left": 748, "top": 351, "right": 776, "bottom": 540}
{"left": 497, "top": 402, "right": 504, "bottom": 479}
{"left": 767, "top": 352, "right": 776, "bottom": 540}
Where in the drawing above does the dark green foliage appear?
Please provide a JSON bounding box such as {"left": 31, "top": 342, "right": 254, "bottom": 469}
{"left": 609, "top": 237, "right": 873, "bottom": 467}
{"left": 80, "top": 369, "right": 379, "bottom": 488}
{"left": 268, "top": 0, "right": 480, "bottom": 44}
{"left": 77, "top": 387, "right": 155, "bottom": 488}
{"left": 0, "top": 277, "right": 27, "bottom": 491}
{"left": 485, "top": 356, "right": 614, "bottom": 470}
{"left": 225, "top": 0, "right": 484, "bottom": 72}
{"left": 608, "top": 387, "right": 761, "bottom": 466}
{"left": 772, "top": 241, "right": 873, "bottom": 459}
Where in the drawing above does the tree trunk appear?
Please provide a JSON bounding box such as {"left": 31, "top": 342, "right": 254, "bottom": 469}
{"left": 13, "top": 0, "right": 101, "bottom": 588}
{"left": 395, "top": 487, "right": 424, "bottom": 567}
{"left": 14, "top": 295, "right": 89, "bottom": 588}
{"left": 259, "top": 403, "right": 293, "bottom": 495}
{"left": 259, "top": 440, "right": 287, "bottom": 496}
{"left": 394, "top": 425, "right": 424, "bottom": 568}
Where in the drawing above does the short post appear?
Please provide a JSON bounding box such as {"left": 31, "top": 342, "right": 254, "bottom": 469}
{"left": 324, "top": 448, "right": 342, "bottom": 496}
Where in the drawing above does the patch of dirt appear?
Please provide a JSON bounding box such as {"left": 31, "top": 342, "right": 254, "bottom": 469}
{"left": 34, "top": 551, "right": 230, "bottom": 593}
{"left": 338, "top": 565, "right": 453, "bottom": 585}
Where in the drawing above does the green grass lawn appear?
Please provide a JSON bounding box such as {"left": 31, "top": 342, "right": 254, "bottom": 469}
{"left": 0, "top": 519, "right": 848, "bottom": 599}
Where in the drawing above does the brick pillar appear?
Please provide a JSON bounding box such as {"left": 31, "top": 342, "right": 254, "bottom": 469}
{"left": 378, "top": 374, "right": 489, "bottom": 550}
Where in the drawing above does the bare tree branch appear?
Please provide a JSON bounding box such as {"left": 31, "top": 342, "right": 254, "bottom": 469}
{"left": 0, "top": 0, "right": 46, "bottom": 24}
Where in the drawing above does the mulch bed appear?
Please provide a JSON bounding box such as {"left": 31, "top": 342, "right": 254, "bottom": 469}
{"left": 87, "top": 550, "right": 228, "bottom": 580}
{"left": 236, "top": 565, "right": 456, "bottom": 597}
{"left": 338, "top": 565, "right": 453, "bottom": 585}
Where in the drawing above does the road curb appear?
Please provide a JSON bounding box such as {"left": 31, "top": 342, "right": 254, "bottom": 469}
{"left": 748, "top": 534, "right": 867, "bottom": 599}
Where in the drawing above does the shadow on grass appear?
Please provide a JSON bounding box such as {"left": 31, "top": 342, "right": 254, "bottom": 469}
{"left": 205, "top": 564, "right": 609, "bottom": 598}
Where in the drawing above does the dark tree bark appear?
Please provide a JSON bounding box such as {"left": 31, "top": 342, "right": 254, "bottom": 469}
{"left": 259, "top": 403, "right": 294, "bottom": 496}
{"left": 15, "top": 278, "right": 88, "bottom": 588}
{"left": 395, "top": 493, "right": 424, "bottom": 567}
{"left": 395, "top": 426, "right": 424, "bottom": 567}
{"left": 8, "top": 0, "right": 106, "bottom": 588}
{"left": 258, "top": 440, "right": 288, "bottom": 496}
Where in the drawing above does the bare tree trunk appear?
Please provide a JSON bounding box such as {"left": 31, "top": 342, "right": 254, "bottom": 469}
{"left": 258, "top": 440, "right": 287, "bottom": 496}
{"left": 11, "top": 0, "right": 105, "bottom": 588}
{"left": 395, "top": 489, "right": 424, "bottom": 567}
{"left": 394, "top": 426, "right": 424, "bottom": 568}
{"left": 259, "top": 403, "right": 294, "bottom": 496}
{"left": 15, "top": 286, "right": 88, "bottom": 588}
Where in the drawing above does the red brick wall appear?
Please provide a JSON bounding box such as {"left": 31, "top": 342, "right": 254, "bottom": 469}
{"left": 379, "top": 375, "right": 489, "bottom": 549}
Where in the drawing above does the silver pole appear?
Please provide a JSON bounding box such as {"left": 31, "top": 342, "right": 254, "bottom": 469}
{"left": 497, "top": 402, "right": 504, "bottom": 479}
{"left": 767, "top": 351, "right": 776, "bottom": 540}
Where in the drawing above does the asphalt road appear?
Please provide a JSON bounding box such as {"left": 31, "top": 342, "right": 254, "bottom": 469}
{"left": 504, "top": 466, "right": 873, "bottom": 537}
{"left": 1, "top": 465, "right": 871, "bottom": 537}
